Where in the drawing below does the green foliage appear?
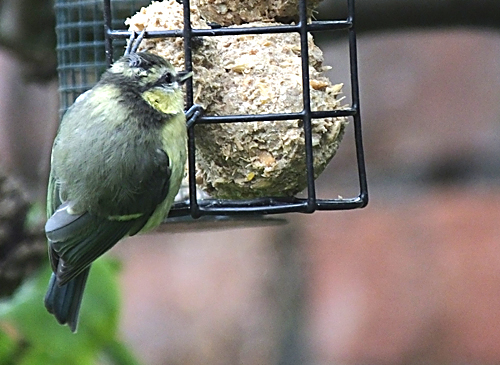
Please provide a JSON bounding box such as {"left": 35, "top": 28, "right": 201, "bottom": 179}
{"left": 0, "top": 257, "right": 140, "bottom": 365}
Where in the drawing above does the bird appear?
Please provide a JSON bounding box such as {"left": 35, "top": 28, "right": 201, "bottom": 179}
{"left": 44, "top": 33, "right": 199, "bottom": 332}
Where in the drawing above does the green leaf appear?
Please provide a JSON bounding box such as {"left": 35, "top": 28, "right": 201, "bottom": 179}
{"left": 0, "top": 257, "right": 140, "bottom": 365}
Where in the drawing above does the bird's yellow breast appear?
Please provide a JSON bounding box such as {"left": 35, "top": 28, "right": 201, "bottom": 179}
{"left": 139, "top": 106, "right": 187, "bottom": 232}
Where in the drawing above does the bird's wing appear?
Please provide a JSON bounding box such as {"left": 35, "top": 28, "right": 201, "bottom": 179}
{"left": 46, "top": 206, "right": 136, "bottom": 285}
{"left": 46, "top": 149, "right": 171, "bottom": 286}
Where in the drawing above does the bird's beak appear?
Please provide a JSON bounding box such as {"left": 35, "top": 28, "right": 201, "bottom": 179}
{"left": 176, "top": 71, "right": 193, "bottom": 85}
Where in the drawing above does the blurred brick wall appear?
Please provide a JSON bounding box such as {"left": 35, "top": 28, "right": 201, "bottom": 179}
{"left": 305, "top": 30, "right": 500, "bottom": 365}
{"left": 305, "top": 188, "right": 500, "bottom": 365}
{"left": 0, "top": 52, "right": 58, "bottom": 197}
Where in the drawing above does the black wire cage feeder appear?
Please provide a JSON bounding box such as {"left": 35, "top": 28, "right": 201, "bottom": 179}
{"left": 54, "top": 0, "right": 368, "bottom": 222}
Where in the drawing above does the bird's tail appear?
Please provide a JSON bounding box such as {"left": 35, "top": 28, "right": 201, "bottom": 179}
{"left": 44, "top": 267, "right": 90, "bottom": 332}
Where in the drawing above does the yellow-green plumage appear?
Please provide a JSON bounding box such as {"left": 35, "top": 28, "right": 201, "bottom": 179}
{"left": 44, "top": 52, "right": 189, "bottom": 332}
{"left": 140, "top": 88, "right": 187, "bottom": 231}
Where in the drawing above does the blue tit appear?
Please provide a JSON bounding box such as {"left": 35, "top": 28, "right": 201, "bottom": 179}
{"left": 44, "top": 49, "right": 194, "bottom": 332}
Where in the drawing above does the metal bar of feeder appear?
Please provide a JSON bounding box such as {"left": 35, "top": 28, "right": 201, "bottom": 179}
{"left": 105, "top": 20, "right": 353, "bottom": 39}
{"left": 347, "top": 0, "right": 369, "bottom": 207}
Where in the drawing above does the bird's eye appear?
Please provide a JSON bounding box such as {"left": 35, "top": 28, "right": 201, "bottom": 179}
{"left": 161, "top": 72, "right": 174, "bottom": 85}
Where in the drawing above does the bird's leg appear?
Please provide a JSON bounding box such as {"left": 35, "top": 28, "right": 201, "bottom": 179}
{"left": 185, "top": 104, "right": 204, "bottom": 129}
{"left": 124, "top": 29, "right": 147, "bottom": 55}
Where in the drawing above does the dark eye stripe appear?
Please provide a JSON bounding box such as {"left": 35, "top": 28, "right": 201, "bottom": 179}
{"left": 152, "top": 72, "right": 174, "bottom": 87}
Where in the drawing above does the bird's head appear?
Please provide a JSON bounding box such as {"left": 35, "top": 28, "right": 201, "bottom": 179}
{"left": 102, "top": 52, "right": 192, "bottom": 93}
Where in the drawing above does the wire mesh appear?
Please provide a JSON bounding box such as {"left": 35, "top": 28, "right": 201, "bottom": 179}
{"left": 54, "top": 0, "right": 368, "bottom": 218}
{"left": 54, "top": 0, "right": 150, "bottom": 115}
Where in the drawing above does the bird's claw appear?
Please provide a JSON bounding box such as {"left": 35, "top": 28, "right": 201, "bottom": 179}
{"left": 185, "top": 104, "right": 204, "bottom": 129}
